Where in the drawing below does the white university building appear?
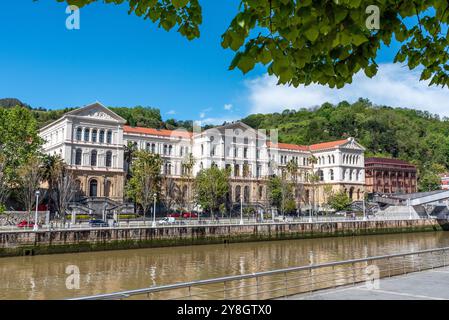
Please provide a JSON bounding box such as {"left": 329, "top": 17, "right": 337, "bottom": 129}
{"left": 39, "top": 102, "right": 366, "bottom": 211}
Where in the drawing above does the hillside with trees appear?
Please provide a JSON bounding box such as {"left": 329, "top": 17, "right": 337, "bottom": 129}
{"left": 242, "top": 98, "right": 448, "bottom": 191}
{"left": 1, "top": 97, "right": 448, "bottom": 191}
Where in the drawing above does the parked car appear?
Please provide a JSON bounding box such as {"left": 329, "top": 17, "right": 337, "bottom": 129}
{"left": 88, "top": 219, "right": 109, "bottom": 227}
{"left": 158, "top": 217, "right": 176, "bottom": 225}
{"left": 167, "top": 212, "right": 181, "bottom": 218}
{"left": 17, "top": 220, "right": 35, "bottom": 228}
{"left": 182, "top": 212, "right": 198, "bottom": 219}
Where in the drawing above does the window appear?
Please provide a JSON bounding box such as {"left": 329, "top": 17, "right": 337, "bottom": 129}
{"left": 201, "top": 145, "right": 204, "bottom": 156}
{"left": 92, "top": 130, "right": 97, "bottom": 143}
{"left": 91, "top": 150, "right": 97, "bottom": 166}
{"left": 76, "top": 128, "right": 82, "bottom": 141}
{"left": 244, "top": 148, "right": 248, "bottom": 159}
{"left": 180, "top": 146, "right": 184, "bottom": 157}
{"left": 89, "top": 179, "right": 98, "bottom": 197}
{"left": 259, "top": 186, "right": 264, "bottom": 199}
{"left": 106, "top": 130, "right": 112, "bottom": 144}
{"left": 84, "top": 128, "right": 90, "bottom": 142}
{"left": 106, "top": 151, "right": 112, "bottom": 167}
{"left": 318, "top": 170, "right": 324, "bottom": 181}
{"left": 169, "top": 145, "right": 173, "bottom": 156}
{"left": 75, "top": 149, "right": 82, "bottom": 165}
{"left": 234, "top": 164, "right": 240, "bottom": 177}
{"left": 244, "top": 137, "right": 249, "bottom": 144}
{"left": 99, "top": 130, "right": 105, "bottom": 143}
{"left": 257, "top": 165, "right": 262, "bottom": 178}
{"left": 329, "top": 169, "right": 334, "bottom": 181}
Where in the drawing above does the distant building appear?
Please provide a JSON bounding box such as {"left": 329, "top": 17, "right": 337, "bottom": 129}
{"left": 440, "top": 173, "right": 449, "bottom": 190}
{"left": 365, "top": 157, "right": 417, "bottom": 194}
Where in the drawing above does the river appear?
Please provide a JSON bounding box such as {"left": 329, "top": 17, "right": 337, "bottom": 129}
{"left": 1, "top": 231, "right": 448, "bottom": 299}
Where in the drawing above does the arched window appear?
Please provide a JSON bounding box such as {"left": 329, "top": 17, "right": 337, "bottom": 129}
{"left": 244, "top": 137, "right": 249, "bottom": 145}
{"left": 75, "top": 149, "right": 82, "bottom": 165}
{"left": 106, "top": 151, "right": 112, "bottom": 167}
{"left": 244, "top": 186, "right": 250, "bottom": 203}
{"left": 90, "top": 150, "right": 97, "bottom": 166}
{"left": 92, "top": 129, "right": 97, "bottom": 143}
{"left": 76, "top": 128, "right": 82, "bottom": 141}
{"left": 169, "top": 145, "right": 173, "bottom": 156}
{"left": 99, "top": 130, "right": 105, "bottom": 143}
{"left": 84, "top": 128, "right": 90, "bottom": 142}
{"left": 106, "top": 130, "right": 112, "bottom": 144}
{"left": 89, "top": 179, "right": 98, "bottom": 197}
{"left": 235, "top": 185, "right": 241, "bottom": 202}
{"left": 332, "top": 155, "right": 335, "bottom": 163}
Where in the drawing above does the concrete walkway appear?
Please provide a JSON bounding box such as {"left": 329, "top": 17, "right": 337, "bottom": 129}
{"left": 287, "top": 266, "right": 449, "bottom": 300}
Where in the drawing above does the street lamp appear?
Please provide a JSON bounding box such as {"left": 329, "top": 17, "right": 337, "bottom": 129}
{"left": 152, "top": 193, "right": 157, "bottom": 227}
{"left": 363, "top": 198, "right": 367, "bottom": 221}
{"left": 240, "top": 194, "right": 244, "bottom": 225}
{"left": 34, "top": 190, "right": 40, "bottom": 231}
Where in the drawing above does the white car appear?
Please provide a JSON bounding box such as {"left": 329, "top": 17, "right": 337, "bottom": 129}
{"left": 158, "top": 217, "right": 176, "bottom": 225}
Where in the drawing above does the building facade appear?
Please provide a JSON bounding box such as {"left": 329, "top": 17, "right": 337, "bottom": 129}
{"left": 39, "top": 103, "right": 366, "bottom": 209}
{"left": 365, "top": 157, "right": 417, "bottom": 194}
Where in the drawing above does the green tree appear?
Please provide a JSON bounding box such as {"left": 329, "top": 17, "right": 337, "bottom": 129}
{"left": 17, "top": 155, "right": 44, "bottom": 222}
{"left": 267, "top": 175, "right": 294, "bottom": 216}
{"left": 419, "top": 163, "right": 446, "bottom": 192}
{"left": 194, "top": 166, "right": 230, "bottom": 218}
{"left": 126, "top": 150, "right": 162, "bottom": 217}
{"left": 328, "top": 190, "right": 352, "bottom": 212}
{"left": 55, "top": 1, "right": 449, "bottom": 88}
{"left": 0, "top": 106, "right": 43, "bottom": 184}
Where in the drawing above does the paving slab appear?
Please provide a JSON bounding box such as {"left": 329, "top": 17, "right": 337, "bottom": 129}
{"left": 286, "top": 266, "right": 449, "bottom": 300}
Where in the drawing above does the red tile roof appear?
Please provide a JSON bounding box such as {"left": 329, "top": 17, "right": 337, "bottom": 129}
{"left": 365, "top": 157, "right": 415, "bottom": 167}
{"left": 267, "top": 141, "right": 309, "bottom": 152}
{"left": 124, "top": 125, "right": 192, "bottom": 139}
{"left": 309, "top": 139, "right": 348, "bottom": 151}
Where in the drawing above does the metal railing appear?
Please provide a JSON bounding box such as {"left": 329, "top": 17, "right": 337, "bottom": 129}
{"left": 69, "top": 246, "right": 449, "bottom": 300}
{"left": 0, "top": 214, "right": 437, "bottom": 232}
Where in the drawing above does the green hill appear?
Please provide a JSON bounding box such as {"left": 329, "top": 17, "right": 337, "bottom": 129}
{"left": 1, "top": 97, "right": 445, "bottom": 191}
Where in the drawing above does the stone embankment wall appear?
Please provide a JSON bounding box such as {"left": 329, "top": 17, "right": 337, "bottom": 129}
{"left": 0, "top": 219, "right": 446, "bottom": 257}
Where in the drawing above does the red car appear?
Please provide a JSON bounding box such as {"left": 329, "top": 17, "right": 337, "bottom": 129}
{"left": 17, "top": 220, "right": 35, "bottom": 228}
{"left": 167, "top": 213, "right": 181, "bottom": 218}
{"left": 182, "top": 212, "right": 198, "bottom": 219}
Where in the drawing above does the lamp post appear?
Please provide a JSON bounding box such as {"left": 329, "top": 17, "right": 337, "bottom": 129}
{"left": 152, "top": 193, "right": 157, "bottom": 227}
{"left": 34, "top": 190, "right": 40, "bottom": 231}
{"left": 363, "top": 198, "right": 367, "bottom": 221}
{"left": 240, "top": 194, "right": 244, "bottom": 225}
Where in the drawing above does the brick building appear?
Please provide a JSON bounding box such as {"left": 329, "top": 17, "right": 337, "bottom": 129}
{"left": 365, "top": 157, "right": 417, "bottom": 194}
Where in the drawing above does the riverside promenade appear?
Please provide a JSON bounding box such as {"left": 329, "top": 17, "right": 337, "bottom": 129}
{"left": 0, "top": 218, "right": 447, "bottom": 257}
{"left": 288, "top": 266, "right": 449, "bottom": 300}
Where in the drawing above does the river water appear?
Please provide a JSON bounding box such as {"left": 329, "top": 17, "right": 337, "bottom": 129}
{"left": 1, "top": 231, "right": 449, "bottom": 299}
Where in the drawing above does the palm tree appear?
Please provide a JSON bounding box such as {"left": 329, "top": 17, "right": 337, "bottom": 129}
{"left": 180, "top": 153, "right": 196, "bottom": 212}
{"left": 307, "top": 155, "right": 319, "bottom": 219}
{"left": 286, "top": 159, "right": 300, "bottom": 214}
{"left": 42, "top": 154, "right": 64, "bottom": 213}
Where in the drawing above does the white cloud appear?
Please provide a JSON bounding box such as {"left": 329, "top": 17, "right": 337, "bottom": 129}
{"left": 224, "top": 103, "right": 233, "bottom": 111}
{"left": 199, "top": 112, "right": 206, "bottom": 119}
{"left": 166, "top": 110, "right": 176, "bottom": 115}
{"left": 245, "top": 63, "right": 449, "bottom": 116}
{"left": 199, "top": 116, "right": 241, "bottom": 125}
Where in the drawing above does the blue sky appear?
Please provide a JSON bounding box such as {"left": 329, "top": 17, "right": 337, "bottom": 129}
{"left": 1, "top": 1, "right": 448, "bottom": 122}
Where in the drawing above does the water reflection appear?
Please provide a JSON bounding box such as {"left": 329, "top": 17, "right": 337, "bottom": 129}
{"left": 0, "top": 231, "right": 448, "bottom": 299}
